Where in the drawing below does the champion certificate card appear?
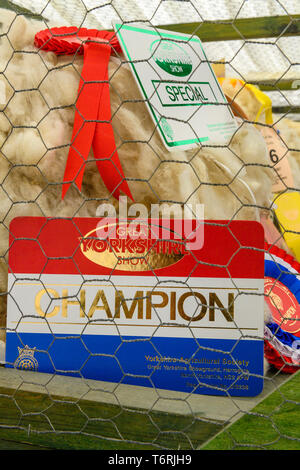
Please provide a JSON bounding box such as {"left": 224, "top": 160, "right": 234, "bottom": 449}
{"left": 6, "top": 217, "right": 265, "bottom": 396}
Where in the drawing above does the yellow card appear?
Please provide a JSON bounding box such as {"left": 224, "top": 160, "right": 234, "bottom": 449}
{"left": 273, "top": 191, "right": 300, "bottom": 261}
{"left": 259, "top": 126, "right": 294, "bottom": 193}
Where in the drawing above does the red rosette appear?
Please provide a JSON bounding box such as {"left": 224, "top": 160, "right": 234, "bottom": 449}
{"left": 34, "top": 27, "right": 121, "bottom": 56}
{"left": 264, "top": 340, "right": 299, "bottom": 374}
{"left": 264, "top": 241, "right": 300, "bottom": 346}
{"left": 265, "top": 242, "right": 300, "bottom": 273}
{"left": 34, "top": 27, "right": 132, "bottom": 201}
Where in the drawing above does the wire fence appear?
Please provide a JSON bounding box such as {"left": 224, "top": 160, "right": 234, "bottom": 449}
{"left": 0, "top": 0, "right": 299, "bottom": 451}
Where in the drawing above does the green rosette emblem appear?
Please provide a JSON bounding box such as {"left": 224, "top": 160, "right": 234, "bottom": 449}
{"left": 151, "top": 40, "right": 193, "bottom": 77}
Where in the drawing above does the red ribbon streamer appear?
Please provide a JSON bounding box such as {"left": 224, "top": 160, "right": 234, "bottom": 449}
{"left": 34, "top": 27, "right": 133, "bottom": 200}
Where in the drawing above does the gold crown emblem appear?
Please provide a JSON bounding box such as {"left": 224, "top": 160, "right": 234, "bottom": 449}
{"left": 14, "top": 345, "right": 38, "bottom": 371}
{"left": 17, "top": 345, "right": 36, "bottom": 358}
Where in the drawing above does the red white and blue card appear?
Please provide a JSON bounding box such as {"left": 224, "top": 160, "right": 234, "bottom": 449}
{"left": 5, "top": 217, "right": 265, "bottom": 396}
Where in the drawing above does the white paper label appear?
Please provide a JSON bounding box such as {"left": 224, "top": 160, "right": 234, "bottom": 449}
{"left": 114, "top": 23, "right": 238, "bottom": 151}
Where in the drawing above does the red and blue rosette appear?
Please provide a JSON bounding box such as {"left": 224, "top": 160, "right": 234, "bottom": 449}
{"left": 34, "top": 27, "right": 133, "bottom": 201}
{"left": 264, "top": 243, "right": 300, "bottom": 373}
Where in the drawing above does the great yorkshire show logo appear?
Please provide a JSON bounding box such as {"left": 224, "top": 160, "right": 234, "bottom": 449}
{"left": 33, "top": 198, "right": 235, "bottom": 325}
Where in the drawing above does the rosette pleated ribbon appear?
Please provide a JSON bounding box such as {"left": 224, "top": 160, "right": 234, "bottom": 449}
{"left": 34, "top": 27, "right": 133, "bottom": 200}
{"left": 264, "top": 243, "right": 300, "bottom": 373}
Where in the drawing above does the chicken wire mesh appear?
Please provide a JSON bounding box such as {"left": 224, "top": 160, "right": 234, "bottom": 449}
{"left": 0, "top": 0, "right": 299, "bottom": 451}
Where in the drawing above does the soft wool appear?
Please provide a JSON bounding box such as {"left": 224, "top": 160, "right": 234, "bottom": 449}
{"left": 0, "top": 11, "right": 274, "bottom": 338}
{"left": 221, "top": 77, "right": 300, "bottom": 189}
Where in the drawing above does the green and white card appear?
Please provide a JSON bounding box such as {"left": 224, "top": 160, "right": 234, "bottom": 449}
{"left": 114, "top": 23, "right": 238, "bottom": 151}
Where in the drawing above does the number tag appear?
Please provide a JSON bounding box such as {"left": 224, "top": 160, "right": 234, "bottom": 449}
{"left": 259, "top": 125, "right": 294, "bottom": 193}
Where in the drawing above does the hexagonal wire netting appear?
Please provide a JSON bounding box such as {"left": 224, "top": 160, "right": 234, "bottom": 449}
{"left": 0, "top": 0, "right": 299, "bottom": 451}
